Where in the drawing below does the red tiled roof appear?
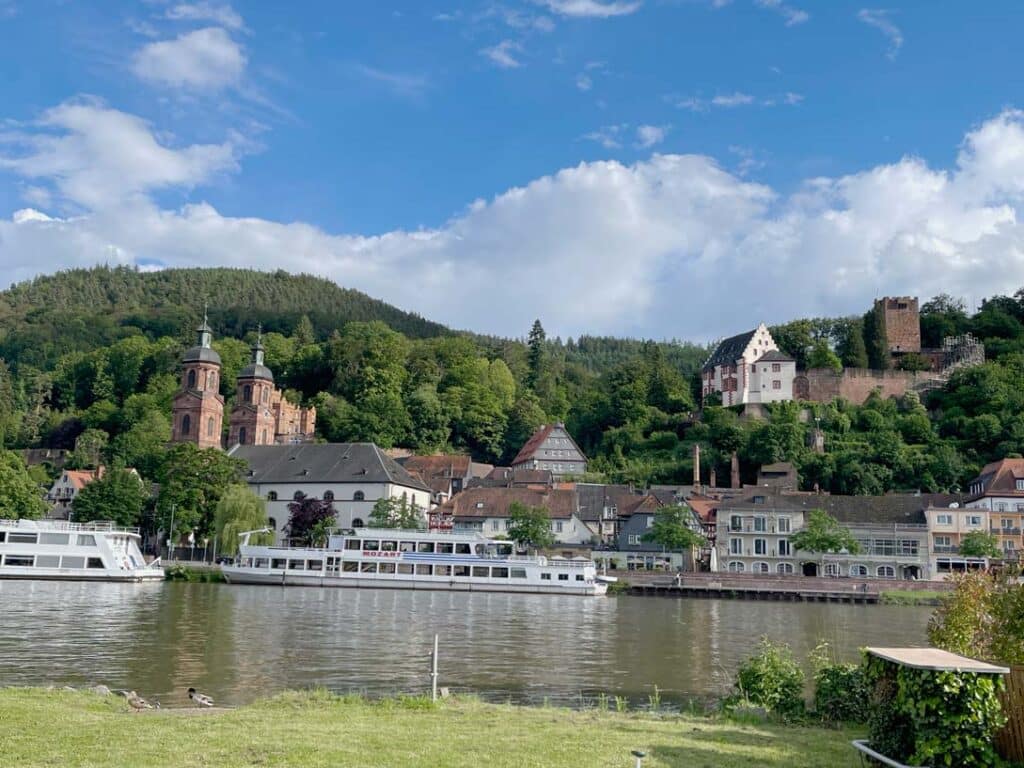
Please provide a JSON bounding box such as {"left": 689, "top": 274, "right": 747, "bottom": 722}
{"left": 619, "top": 494, "right": 663, "bottom": 518}
{"left": 440, "top": 487, "right": 577, "bottom": 520}
{"left": 511, "top": 425, "right": 556, "bottom": 466}
{"left": 687, "top": 497, "right": 719, "bottom": 523}
{"left": 971, "top": 458, "right": 1024, "bottom": 497}
{"left": 64, "top": 469, "right": 100, "bottom": 490}
{"left": 403, "top": 454, "right": 472, "bottom": 479}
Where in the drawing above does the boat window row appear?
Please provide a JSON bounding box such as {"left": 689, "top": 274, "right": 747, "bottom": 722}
{"left": 249, "top": 557, "right": 531, "bottom": 579}
{"left": 0, "top": 532, "right": 96, "bottom": 546}
{"left": 1, "top": 554, "right": 106, "bottom": 569}
{"left": 540, "top": 573, "right": 586, "bottom": 582}
{"left": 340, "top": 538, "right": 514, "bottom": 556}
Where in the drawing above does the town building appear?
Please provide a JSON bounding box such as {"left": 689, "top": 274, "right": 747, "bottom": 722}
{"left": 925, "top": 503, "right": 991, "bottom": 577}
{"left": 510, "top": 423, "right": 588, "bottom": 479}
{"left": 701, "top": 324, "right": 796, "bottom": 406}
{"left": 574, "top": 483, "right": 637, "bottom": 543}
{"left": 45, "top": 468, "right": 103, "bottom": 520}
{"left": 228, "top": 332, "right": 316, "bottom": 447}
{"left": 170, "top": 316, "right": 224, "bottom": 449}
{"left": 228, "top": 443, "right": 433, "bottom": 542}
{"left": 966, "top": 458, "right": 1024, "bottom": 556}
{"left": 441, "top": 487, "right": 592, "bottom": 545}
{"left": 715, "top": 488, "right": 954, "bottom": 580}
{"left": 612, "top": 494, "right": 702, "bottom": 571}
{"left": 400, "top": 454, "right": 494, "bottom": 505}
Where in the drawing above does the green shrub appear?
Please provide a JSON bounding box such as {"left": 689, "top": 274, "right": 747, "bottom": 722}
{"left": 729, "top": 637, "right": 805, "bottom": 719}
{"left": 809, "top": 641, "right": 870, "bottom": 724}
{"left": 928, "top": 568, "right": 1024, "bottom": 665}
{"left": 863, "top": 653, "right": 1006, "bottom": 767}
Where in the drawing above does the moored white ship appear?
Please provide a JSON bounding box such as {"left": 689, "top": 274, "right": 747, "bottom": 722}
{"left": 223, "top": 528, "right": 607, "bottom": 596}
{"left": 0, "top": 519, "right": 163, "bottom": 582}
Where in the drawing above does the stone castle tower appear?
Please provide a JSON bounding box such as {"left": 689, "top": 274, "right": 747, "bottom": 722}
{"left": 228, "top": 331, "right": 277, "bottom": 446}
{"left": 170, "top": 314, "right": 225, "bottom": 449}
{"left": 876, "top": 296, "right": 921, "bottom": 354}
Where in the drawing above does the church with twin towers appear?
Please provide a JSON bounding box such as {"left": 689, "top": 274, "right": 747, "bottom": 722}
{"left": 170, "top": 315, "right": 316, "bottom": 450}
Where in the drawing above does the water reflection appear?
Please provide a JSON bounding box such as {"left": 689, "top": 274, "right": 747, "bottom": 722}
{"left": 0, "top": 581, "right": 931, "bottom": 707}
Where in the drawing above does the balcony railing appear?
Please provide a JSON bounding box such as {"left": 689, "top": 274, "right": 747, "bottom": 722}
{"left": 934, "top": 545, "right": 960, "bottom": 554}
{"left": 992, "top": 527, "right": 1023, "bottom": 536}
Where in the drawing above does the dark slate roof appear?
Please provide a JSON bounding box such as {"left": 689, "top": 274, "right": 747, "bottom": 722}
{"left": 756, "top": 350, "right": 794, "bottom": 363}
{"left": 238, "top": 363, "right": 274, "bottom": 382}
{"left": 229, "top": 443, "right": 430, "bottom": 491}
{"left": 702, "top": 329, "right": 757, "bottom": 372}
{"left": 716, "top": 489, "right": 963, "bottom": 525}
{"left": 575, "top": 483, "right": 636, "bottom": 522}
{"left": 182, "top": 345, "right": 222, "bottom": 365}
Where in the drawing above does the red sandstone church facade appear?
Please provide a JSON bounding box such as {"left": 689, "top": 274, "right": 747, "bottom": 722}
{"left": 171, "top": 318, "right": 315, "bottom": 449}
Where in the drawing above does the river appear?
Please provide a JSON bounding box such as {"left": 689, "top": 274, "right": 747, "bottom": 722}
{"left": 0, "top": 581, "right": 932, "bottom": 707}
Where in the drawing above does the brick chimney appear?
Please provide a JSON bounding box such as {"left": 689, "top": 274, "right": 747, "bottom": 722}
{"left": 709, "top": 467, "right": 717, "bottom": 488}
{"left": 730, "top": 452, "right": 740, "bottom": 489}
{"left": 692, "top": 444, "right": 701, "bottom": 489}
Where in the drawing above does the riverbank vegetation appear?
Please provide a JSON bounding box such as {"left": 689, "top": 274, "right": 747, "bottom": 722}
{"left": 0, "top": 688, "right": 863, "bottom": 767}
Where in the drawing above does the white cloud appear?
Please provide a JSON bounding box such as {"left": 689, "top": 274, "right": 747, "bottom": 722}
{"left": 635, "top": 124, "right": 668, "bottom": 148}
{"left": 783, "top": 92, "right": 803, "bottom": 105}
{"left": 728, "top": 145, "right": 765, "bottom": 176}
{"left": 6, "top": 104, "right": 1024, "bottom": 340}
{"left": 582, "top": 124, "right": 627, "bottom": 149}
{"left": 711, "top": 92, "right": 755, "bottom": 107}
{"left": 480, "top": 40, "right": 524, "bottom": 68}
{"left": 132, "top": 27, "right": 246, "bottom": 91}
{"left": 356, "top": 65, "right": 430, "bottom": 98}
{"left": 0, "top": 99, "right": 238, "bottom": 209}
{"left": 858, "top": 9, "right": 904, "bottom": 59}
{"left": 538, "top": 0, "right": 641, "bottom": 18}
{"left": 754, "top": 0, "right": 808, "bottom": 26}
{"left": 165, "top": 2, "right": 245, "bottom": 32}
{"left": 576, "top": 73, "right": 592, "bottom": 91}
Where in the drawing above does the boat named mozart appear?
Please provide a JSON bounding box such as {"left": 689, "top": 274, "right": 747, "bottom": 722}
{"left": 223, "top": 528, "right": 607, "bottom": 596}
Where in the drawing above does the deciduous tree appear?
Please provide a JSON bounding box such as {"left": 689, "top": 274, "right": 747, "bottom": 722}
{"left": 369, "top": 496, "right": 425, "bottom": 529}
{"left": 507, "top": 501, "right": 555, "bottom": 550}
{"left": 285, "top": 493, "right": 336, "bottom": 546}
{"left": 642, "top": 505, "right": 705, "bottom": 552}
{"left": 71, "top": 467, "right": 147, "bottom": 527}
{"left": 0, "top": 450, "right": 47, "bottom": 519}
{"left": 213, "top": 484, "right": 272, "bottom": 556}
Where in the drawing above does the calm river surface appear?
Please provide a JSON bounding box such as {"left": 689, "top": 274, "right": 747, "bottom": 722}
{"left": 0, "top": 581, "right": 932, "bottom": 707}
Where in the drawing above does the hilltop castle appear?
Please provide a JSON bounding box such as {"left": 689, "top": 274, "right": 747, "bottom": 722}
{"left": 171, "top": 317, "right": 315, "bottom": 449}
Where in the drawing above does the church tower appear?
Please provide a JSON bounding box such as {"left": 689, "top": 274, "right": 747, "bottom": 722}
{"left": 228, "top": 329, "right": 277, "bottom": 446}
{"left": 170, "top": 313, "right": 225, "bottom": 449}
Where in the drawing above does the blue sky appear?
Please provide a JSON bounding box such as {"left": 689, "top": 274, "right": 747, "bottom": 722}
{"left": 1, "top": 1, "right": 1024, "bottom": 340}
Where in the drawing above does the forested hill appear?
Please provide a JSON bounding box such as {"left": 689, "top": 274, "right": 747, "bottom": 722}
{"left": 0, "top": 266, "right": 450, "bottom": 369}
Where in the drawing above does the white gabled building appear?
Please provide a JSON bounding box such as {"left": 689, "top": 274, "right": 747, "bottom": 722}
{"left": 701, "top": 323, "right": 796, "bottom": 406}
{"left": 229, "top": 443, "right": 433, "bottom": 543}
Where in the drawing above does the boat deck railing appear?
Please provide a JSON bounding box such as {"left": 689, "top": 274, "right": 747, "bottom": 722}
{"left": 1, "top": 519, "right": 140, "bottom": 535}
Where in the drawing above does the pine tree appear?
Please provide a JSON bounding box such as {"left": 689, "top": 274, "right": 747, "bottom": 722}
{"left": 294, "top": 315, "right": 316, "bottom": 346}
{"left": 837, "top": 319, "right": 870, "bottom": 369}
{"left": 527, "top": 319, "right": 546, "bottom": 389}
{"left": 862, "top": 304, "right": 890, "bottom": 370}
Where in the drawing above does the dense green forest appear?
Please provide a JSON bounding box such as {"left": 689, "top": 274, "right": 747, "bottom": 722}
{"left": 4, "top": 267, "right": 1024, "bottom": 532}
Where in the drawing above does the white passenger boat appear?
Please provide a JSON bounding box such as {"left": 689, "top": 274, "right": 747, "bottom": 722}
{"left": 223, "top": 528, "right": 608, "bottom": 596}
{"left": 0, "top": 519, "right": 164, "bottom": 582}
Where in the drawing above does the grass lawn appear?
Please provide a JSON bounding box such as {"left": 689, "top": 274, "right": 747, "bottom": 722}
{"left": 0, "top": 688, "right": 863, "bottom": 768}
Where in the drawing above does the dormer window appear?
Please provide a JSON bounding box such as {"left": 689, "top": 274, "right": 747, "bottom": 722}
{"left": 1016, "top": 479, "right": 1024, "bottom": 491}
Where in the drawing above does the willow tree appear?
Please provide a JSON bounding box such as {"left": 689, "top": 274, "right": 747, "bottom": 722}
{"left": 214, "top": 484, "right": 272, "bottom": 556}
